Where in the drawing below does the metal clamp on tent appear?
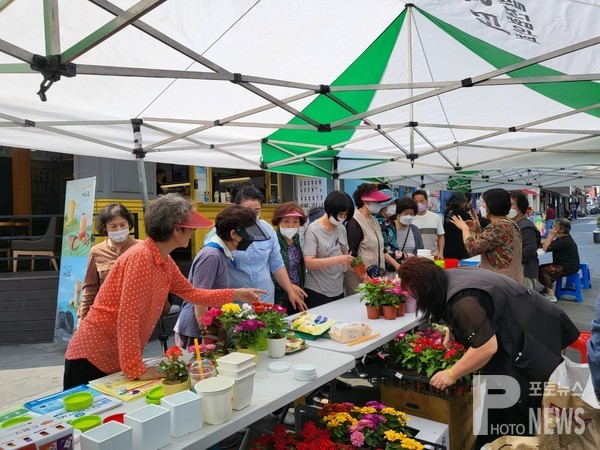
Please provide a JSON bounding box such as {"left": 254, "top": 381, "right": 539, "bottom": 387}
{"left": 30, "top": 54, "right": 76, "bottom": 102}
{"left": 407, "top": 153, "right": 418, "bottom": 168}
{"left": 131, "top": 119, "right": 145, "bottom": 158}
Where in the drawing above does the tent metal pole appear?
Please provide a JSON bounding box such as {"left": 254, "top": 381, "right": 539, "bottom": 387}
{"left": 0, "top": 38, "right": 34, "bottom": 62}
{"left": 407, "top": 4, "right": 415, "bottom": 157}
{"left": 264, "top": 142, "right": 333, "bottom": 176}
{"left": 132, "top": 119, "right": 149, "bottom": 211}
{"left": 0, "top": 0, "right": 15, "bottom": 12}
{"left": 0, "top": 63, "right": 33, "bottom": 73}
{"left": 329, "top": 36, "right": 600, "bottom": 129}
{"left": 43, "top": 0, "right": 60, "bottom": 55}
{"left": 61, "top": 0, "right": 166, "bottom": 63}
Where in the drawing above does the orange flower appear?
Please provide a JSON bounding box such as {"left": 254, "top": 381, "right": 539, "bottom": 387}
{"left": 165, "top": 345, "right": 183, "bottom": 361}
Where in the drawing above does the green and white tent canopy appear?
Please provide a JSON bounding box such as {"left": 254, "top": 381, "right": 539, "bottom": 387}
{"left": 1, "top": 0, "right": 599, "bottom": 186}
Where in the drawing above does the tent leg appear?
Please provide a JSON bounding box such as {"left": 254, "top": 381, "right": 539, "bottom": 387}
{"left": 132, "top": 119, "right": 149, "bottom": 211}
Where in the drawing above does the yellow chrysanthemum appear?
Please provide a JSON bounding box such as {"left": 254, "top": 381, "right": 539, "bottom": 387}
{"left": 221, "top": 303, "right": 241, "bottom": 314}
{"left": 400, "top": 437, "right": 425, "bottom": 450}
{"left": 352, "top": 406, "right": 377, "bottom": 415}
{"left": 384, "top": 430, "right": 407, "bottom": 442}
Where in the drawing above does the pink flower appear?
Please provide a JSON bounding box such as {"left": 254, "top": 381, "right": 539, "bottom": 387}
{"left": 397, "top": 332, "right": 406, "bottom": 339}
{"left": 200, "top": 316, "right": 213, "bottom": 327}
{"left": 350, "top": 430, "right": 365, "bottom": 447}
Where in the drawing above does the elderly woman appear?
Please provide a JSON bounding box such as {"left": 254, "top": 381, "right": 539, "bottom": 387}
{"left": 78, "top": 203, "right": 138, "bottom": 320}
{"left": 398, "top": 257, "right": 579, "bottom": 447}
{"left": 174, "top": 205, "right": 265, "bottom": 350}
{"left": 271, "top": 202, "right": 307, "bottom": 312}
{"left": 64, "top": 194, "right": 264, "bottom": 389}
{"left": 345, "top": 183, "right": 391, "bottom": 294}
{"left": 394, "top": 197, "right": 424, "bottom": 261}
{"left": 451, "top": 188, "right": 524, "bottom": 283}
{"left": 538, "top": 218, "right": 580, "bottom": 302}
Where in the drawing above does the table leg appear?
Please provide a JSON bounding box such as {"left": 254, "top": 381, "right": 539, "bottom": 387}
{"left": 237, "top": 428, "right": 252, "bottom": 450}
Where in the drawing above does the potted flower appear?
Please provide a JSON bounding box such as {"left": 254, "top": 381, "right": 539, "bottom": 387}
{"left": 357, "top": 277, "right": 402, "bottom": 320}
{"left": 251, "top": 421, "right": 353, "bottom": 449}
{"left": 258, "top": 303, "right": 288, "bottom": 358}
{"left": 158, "top": 345, "right": 191, "bottom": 396}
{"left": 233, "top": 318, "right": 266, "bottom": 363}
{"left": 198, "top": 307, "right": 224, "bottom": 344}
{"left": 318, "top": 401, "right": 424, "bottom": 449}
{"left": 350, "top": 254, "right": 366, "bottom": 279}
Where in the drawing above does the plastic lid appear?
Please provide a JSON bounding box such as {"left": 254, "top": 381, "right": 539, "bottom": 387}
{"left": 70, "top": 415, "right": 102, "bottom": 432}
{"left": 63, "top": 392, "right": 94, "bottom": 411}
{"left": 146, "top": 385, "right": 164, "bottom": 404}
{"left": 1, "top": 416, "right": 32, "bottom": 428}
{"left": 268, "top": 361, "right": 291, "bottom": 373}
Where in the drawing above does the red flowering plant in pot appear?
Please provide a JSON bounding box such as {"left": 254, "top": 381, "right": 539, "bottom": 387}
{"left": 357, "top": 277, "right": 406, "bottom": 320}
{"left": 158, "top": 345, "right": 191, "bottom": 395}
{"left": 250, "top": 421, "right": 353, "bottom": 450}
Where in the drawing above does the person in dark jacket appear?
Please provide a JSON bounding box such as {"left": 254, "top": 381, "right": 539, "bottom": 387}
{"left": 509, "top": 191, "right": 541, "bottom": 289}
{"left": 443, "top": 191, "right": 472, "bottom": 260}
{"left": 539, "top": 218, "right": 580, "bottom": 302}
{"left": 398, "top": 258, "right": 579, "bottom": 448}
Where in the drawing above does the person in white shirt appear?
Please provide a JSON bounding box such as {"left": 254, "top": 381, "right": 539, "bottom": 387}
{"left": 411, "top": 190, "right": 445, "bottom": 258}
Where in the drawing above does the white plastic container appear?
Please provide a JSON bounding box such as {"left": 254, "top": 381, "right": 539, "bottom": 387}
{"left": 80, "top": 421, "right": 133, "bottom": 450}
{"left": 194, "top": 376, "right": 235, "bottom": 425}
{"left": 160, "top": 390, "right": 203, "bottom": 438}
{"left": 124, "top": 404, "right": 171, "bottom": 450}
{"left": 416, "top": 249, "right": 434, "bottom": 260}
{"left": 216, "top": 364, "right": 255, "bottom": 379}
{"left": 228, "top": 370, "right": 256, "bottom": 410}
{"left": 215, "top": 352, "right": 256, "bottom": 372}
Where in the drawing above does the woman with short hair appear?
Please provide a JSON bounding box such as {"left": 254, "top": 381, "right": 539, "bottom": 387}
{"left": 394, "top": 197, "right": 424, "bottom": 261}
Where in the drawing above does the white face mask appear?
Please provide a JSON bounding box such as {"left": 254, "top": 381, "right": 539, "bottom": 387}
{"left": 386, "top": 205, "right": 397, "bottom": 216}
{"left": 507, "top": 208, "right": 518, "bottom": 219}
{"left": 399, "top": 215, "right": 414, "bottom": 225}
{"left": 366, "top": 202, "right": 381, "bottom": 215}
{"left": 417, "top": 203, "right": 427, "bottom": 213}
{"left": 279, "top": 227, "right": 298, "bottom": 239}
{"left": 480, "top": 208, "right": 488, "bottom": 219}
{"left": 108, "top": 228, "right": 129, "bottom": 243}
{"left": 328, "top": 215, "right": 339, "bottom": 226}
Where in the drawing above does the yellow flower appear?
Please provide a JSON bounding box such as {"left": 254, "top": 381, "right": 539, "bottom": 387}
{"left": 399, "top": 437, "right": 425, "bottom": 450}
{"left": 221, "top": 303, "right": 241, "bottom": 315}
{"left": 352, "top": 406, "right": 377, "bottom": 415}
{"left": 384, "top": 430, "right": 406, "bottom": 442}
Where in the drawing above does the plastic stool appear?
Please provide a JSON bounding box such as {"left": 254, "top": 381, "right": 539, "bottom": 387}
{"left": 555, "top": 273, "right": 584, "bottom": 303}
{"left": 565, "top": 332, "right": 590, "bottom": 363}
{"left": 580, "top": 263, "right": 591, "bottom": 289}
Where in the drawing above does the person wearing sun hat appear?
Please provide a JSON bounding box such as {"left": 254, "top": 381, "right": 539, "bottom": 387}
{"left": 64, "top": 194, "right": 266, "bottom": 389}
{"left": 345, "top": 183, "right": 392, "bottom": 295}
{"left": 373, "top": 187, "right": 402, "bottom": 273}
{"left": 271, "top": 202, "right": 308, "bottom": 312}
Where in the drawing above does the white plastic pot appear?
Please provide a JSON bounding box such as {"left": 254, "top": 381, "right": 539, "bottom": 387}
{"left": 194, "top": 376, "right": 235, "bottom": 425}
{"left": 80, "top": 421, "right": 133, "bottom": 450}
{"left": 267, "top": 337, "right": 286, "bottom": 359}
{"left": 160, "top": 390, "right": 203, "bottom": 438}
{"left": 124, "top": 404, "right": 170, "bottom": 450}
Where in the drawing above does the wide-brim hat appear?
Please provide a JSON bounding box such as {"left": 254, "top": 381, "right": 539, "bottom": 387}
{"left": 361, "top": 189, "right": 392, "bottom": 203}
{"left": 177, "top": 211, "right": 214, "bottom": 228}
{"left": 448, "top": 192, "right": 468, "bottom": 205}
{"left": 376, "top": 188, "right": 397, "bottom": 208}
{"left": 235, "top": 221, "right": 271, "bottom": 242}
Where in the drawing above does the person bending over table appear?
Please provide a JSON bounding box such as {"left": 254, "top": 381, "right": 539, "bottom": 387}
{"left": 398, "top": 257, "right": 578, "bottom": 448}
{"left": 64, "top": 194, "right": 265, "bottom": 389}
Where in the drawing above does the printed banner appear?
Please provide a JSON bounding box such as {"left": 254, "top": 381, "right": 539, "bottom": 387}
{"left": 54, "top": 177, "right": 96, "bottom": 342}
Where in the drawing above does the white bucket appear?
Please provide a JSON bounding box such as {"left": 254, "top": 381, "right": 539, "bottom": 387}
{"left": 194, "top": 376, "right": 235, "bottom": 425}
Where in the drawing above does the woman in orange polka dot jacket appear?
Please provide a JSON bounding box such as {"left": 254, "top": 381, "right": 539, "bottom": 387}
{"left": 64, "top": 194, "right": 266, "bottom": 389}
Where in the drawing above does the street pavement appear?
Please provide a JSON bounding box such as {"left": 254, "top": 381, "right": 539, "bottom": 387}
{"left": 1, "top": 216, "right": 598, "bottom": 411}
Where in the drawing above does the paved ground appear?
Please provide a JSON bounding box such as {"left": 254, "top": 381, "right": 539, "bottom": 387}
{"left": 1, "top": 215, "right": 598, "bottom": 417}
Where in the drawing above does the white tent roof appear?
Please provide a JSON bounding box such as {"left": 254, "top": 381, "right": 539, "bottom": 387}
{"left": 1, "top": 0, "right": 599, "bottom": 187}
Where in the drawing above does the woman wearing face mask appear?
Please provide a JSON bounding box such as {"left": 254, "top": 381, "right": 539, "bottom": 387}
{"left": 271, "top": 202, "right": 308, "bottom": 312}
{"left": 303, "top": 191, "right": 355, "bottom": 308}
{"left": 374, "top": 188, "right": 402, "bottom": 272}
{"left": 443, "top": 192, "right": 473, "bottom": 260}
{"left": 450, "top": 188, "right": 524, "bottom": 283}
{"left": 174, "top": 205, "right": 265, "bottom": 350}
{"left": 345, "top": 184, "right": 391, "bottom": 294}
{"left": 78, "top": 203, "right": 138, "bottom": 320}
{"left": 394, "top": 197, "right": 424, "bottom": 261}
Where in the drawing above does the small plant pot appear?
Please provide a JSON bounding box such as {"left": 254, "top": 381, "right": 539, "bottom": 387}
{"left": 365, "top": 305, "right": 380, "bottom": 320}
{"left": 161, "top": 377, "right": 191, "bottom": 397}
{"left": 201, "top": 337, "right": 216, "bottom": 345}
{"left": 352, "top": 263, "right": 367, "bottom": 279}
{"left": 80, "top": 420, "right": 133, "bottom": 450}
{"left": 160, "top": 390, "right": 203, "bottom": 438}
{"left": 124, "top": 404, "right": 171, "bottom": 450}
{"left": 267, "top": 337, "right": 287, "bottom": 359}
{"left": 257, "top": 334, "right": 268, "bottom": 351}
{"left": 404, "top": 296, "right": 417, "bottom": 314}
{"left": 396, "top": 303, "right": 406, "bottom": 317}
{"left": 236, "top": 344, "right": 259, "bottom": 364}
{"left": 382, "top": 305, "right": 397, "bottom": 320}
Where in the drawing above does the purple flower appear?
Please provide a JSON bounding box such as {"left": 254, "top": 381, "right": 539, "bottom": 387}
{"left": 363, "top": 413, "right": 387, "bottom": 425}
{"left": 365, "top": 401, "right": 386, "bottom": 410}
{"left": 234, "top": 319, "right": 266, "bottom": 332}
{"left": 350, "top": 430, "right": 365, "bottom": 447}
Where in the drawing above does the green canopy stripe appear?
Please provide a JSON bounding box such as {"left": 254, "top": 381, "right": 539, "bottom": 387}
{"left": 261, "top": 11, "right": 406, "bottom": 177}
{"left": 418, "top": 7, "right": 600, "bottom": 119}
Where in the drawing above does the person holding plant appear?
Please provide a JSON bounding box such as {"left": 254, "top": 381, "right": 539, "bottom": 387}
{"left": 303, "top": 191, "right": 355, "bottom": 308}
{"left": 78, "top": 203, "right": 138, "bottom": 321}
{"left": 174, "top": 205, "right": 264, "bottom": 350}
{"left": 270, "top": 202, "right": 307, "bottom": 312}
{"left": 397, "top": 257, "right": 579, "bottom": 447}
{"left": 64, "top": 194, "right": 266, "bottom": 389}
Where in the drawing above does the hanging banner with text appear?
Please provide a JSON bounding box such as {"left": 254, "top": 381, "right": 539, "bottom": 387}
{"left": 54, "top": 177, "right": 96, "bottom": 343}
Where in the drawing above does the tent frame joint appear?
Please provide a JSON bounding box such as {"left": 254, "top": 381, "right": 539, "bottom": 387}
{"left": 318, "top": 124, "right": 331, "bottom": 133}
{"left": 461, "top": 77, "right": 474, "bottom": 87}
{"left": 30, "top": 54, "right": 76, "bottom": 102}
{"left": 531, "top": 148, "right": 537, "bottom": 152}
{"left": 131, "top": 118, "right": 145, "bottom": 158}
{"left": 318, "top": 84, "right": 330, "bottom": 95}
{"left": 231, "top": 73, "right": 243, "bottom": 84}
{"left": 407, "top": 121, "right": 418, "bottom": 127}
{"left": 23, "top": 119, "right": 36, "bottom": 128}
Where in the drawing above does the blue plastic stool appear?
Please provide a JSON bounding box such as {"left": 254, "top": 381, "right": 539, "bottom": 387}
{"left": 555, "top": 273, "right": 584, "bottom": 303}
{"left": 580, "top": 263, "right": 591, "bottom": 289}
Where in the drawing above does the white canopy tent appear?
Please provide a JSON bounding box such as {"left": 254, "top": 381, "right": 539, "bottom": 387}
{"left": 1, "top": 0, "right": 599, "bottom": 192}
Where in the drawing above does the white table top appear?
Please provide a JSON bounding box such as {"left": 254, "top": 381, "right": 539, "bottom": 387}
{"left": 289, "top": 294, "right": 420, "bottom": 359}
{"left": 80, "top": 346, "right": 354, "bottom": 450}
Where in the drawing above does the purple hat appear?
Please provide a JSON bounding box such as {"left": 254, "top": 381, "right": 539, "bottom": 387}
{"left": 361, "top": 190, "right": 392, "bottom": 203}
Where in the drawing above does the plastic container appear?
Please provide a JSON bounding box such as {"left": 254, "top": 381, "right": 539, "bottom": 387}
{"left": 145, "top": 386, "right": 164, "bottom": 405}
{"left": 160, "top": 390, "right": 203, "bottom": 438}
{"left": 103, "top": 413, "right": 126, "bottom": 424}
{"left": 216, "top": 352, "right": 256, "bottom": 372}
{"left": 227, "top": 371, "right": 256, "bottom": 410}
{"left": 80, "top": 420, "right": 133, "bottom": 450}
{"left": 189, "top": 360, "right": 216, "bottom": 387}
{"left": 416, "top": 249, "right": 434, "bottom": 260}
{"left": 444, "top": 258, "right": 459, "bottom": 269}
{"left": 216, "top": 364, "right": 255, "bottom": 379}
{"left": 70, "top": 415, "right": 102, "bottom": 433}
{"left": 194, "top": 376, "right": 235, "bottom": 425}
{"left": 124, "top": 404, "right": 171, "bottom": 450}
{"left": 64, "top": 391, "right": 94, "bottom": 411}
{"left": 1, "top": 416, "right": 32, "bottom": 428}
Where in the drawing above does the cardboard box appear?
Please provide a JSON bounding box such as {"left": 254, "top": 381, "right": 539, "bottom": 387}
{"left": 0, "top": 415, "right": 73, "bottom": 450}
{"left": 381, "top": 379, "right": 474, "bottom": 450}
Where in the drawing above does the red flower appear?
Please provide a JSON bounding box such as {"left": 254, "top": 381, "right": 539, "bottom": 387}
{"left": 413, "top": 345, "right": 423, "bottom": 353}
{"left": 164, "top": 345, "right": 182, "bottom": 360}
{"left": 444, "top": 349, "right": 457, "bottom": 360}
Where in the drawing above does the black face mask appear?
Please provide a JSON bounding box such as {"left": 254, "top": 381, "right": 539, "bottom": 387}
{"left": 236, "top": 237, "right": 253, "bottom": 251}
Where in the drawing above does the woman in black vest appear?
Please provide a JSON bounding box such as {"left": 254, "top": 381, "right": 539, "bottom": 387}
{"left": 398, "top": 257, "right": 579, "bottom": 448}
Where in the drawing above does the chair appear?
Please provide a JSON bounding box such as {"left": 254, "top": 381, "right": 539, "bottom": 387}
{"left": 11, "top": 217, "right": 59, "bottom": 272}
{"left": 579, "top": 263, "right": 591, "bottom": 289}
{"left": 555, "top": 272, "right": 583, "bottom": 303}
{"left": 565, "top": 331, "right": 590, "bottom": 363}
